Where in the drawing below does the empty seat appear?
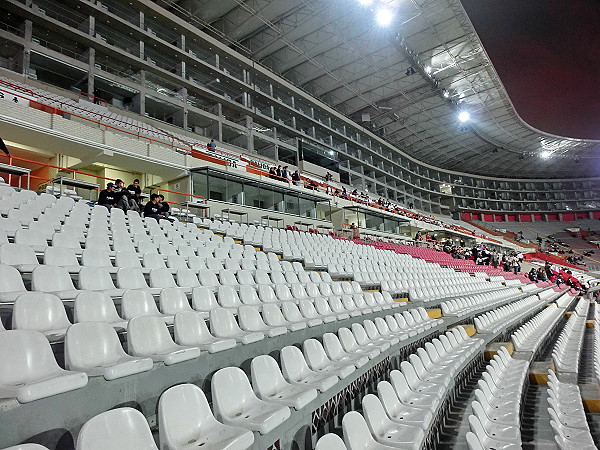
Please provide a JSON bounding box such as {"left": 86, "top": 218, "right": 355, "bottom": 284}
{"left": 159, "top": 383, "right": 254, "bottom": 450}
{"left": 251, "top": 355, "right": 317, "bottom": 409}
{"left": 261, "top": 303, "right": 307, "bottom": 332}
{"left": 342, "top": 411, "right": 398, "bottom": 450}
{"left": 238, "top": 305, "right": 287, "bottom": 337}
{"left": 12, "top": 293, "right": 72, "bottom": 340}
{"left": 280, "top": 345, "right": 338, "bottom": 392}
{"left": 174, "top": 311, "right": 236, "bottom": 353}
{"left": 31, "top": 265, "right": 80, "bottom": 300}
{"left": 15, "top": 229, "right": 47, "bottom": 253}
{"left": 116, "top": 267, "right": 161, "bottom": 295}
{"left": 76, "top": 407, "right": 158, "bottom": 450}
{"left": 121, "top": 289, "right": 174, "bottom": 324}
{"left": 65, "top": 322, "right": 153, "bottom": 380}
{"left": 315, "top": 434, "right": 348, "bottom": 450}
{"left": 78, "top": 267, "right": 125, "bottom": 297}
{"left": 81, "top": 249, "right": 117, "bottom": 274}
{"left": 0, "top": 330, "right": 88, "bottom": 403}
{"left": 303, "top": 339, "right": 356, "bottom": 379}
{"left": 209, "top": 308, "right": 264, "bottom": 344}
{"left": 211, "top": 367, "right": 291, "bottom": 435}
{"left": 127, "top": 315, "right": 200, "bottom": 365}
{"left": 0, "top": 264, "right": 28, "bottom": 302}
{"left": 73, "top": 291, "right": 127, "bottom": 330}
{"left": 0, "top": 243, "right": 40, "bottom": 273}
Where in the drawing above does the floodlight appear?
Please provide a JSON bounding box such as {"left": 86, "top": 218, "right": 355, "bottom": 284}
{"left": 541, "top": 151, "right": 552, "bottom": 159}
{"left": 376, "top": 8, "right": 394, "bottom": 26}
{"left": 458, "top": 111, "right": 470, "bottom": 123}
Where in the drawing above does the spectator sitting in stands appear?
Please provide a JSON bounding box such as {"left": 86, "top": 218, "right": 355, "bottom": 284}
{"left": 127, "top": 179, "right": 143, "bottom": 207}
{"left": 276, "top": 165, "right": 282, "bottom": 178}
{"left": 325, "top": 171, "right": 333, "bottom": 182}
{"left": 98, "top": 182, "right": 117, "bottom": 210}
{"left": 157, "top": 194, "right": 172, "bottom": 219}
{"left": 528, "top": 269, "right": 538, "bottom": 282}
{"left": 281, "top": 166, "right": 290, "bottom": 182}
{"left": 537, "top": 268, "right": 547, "bottom": 281}
{"left": 115, "top": 179, "right": 140, "bottom": 213}
{"left": 207, "top": 139, "right": 217, "bottom": 149}
{"left": 144, "top": 194, "right": 169, "bottom": 222}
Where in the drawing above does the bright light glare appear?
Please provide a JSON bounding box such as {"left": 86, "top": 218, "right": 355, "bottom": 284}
{"left": 425, "top": 65, "right": 432, "bottom": 74}
{"left": 541, "top": 151, "right": 552, "bottom": 159}
{"left": 443, "top": 90, "right": 450, "bottom": 98}
{"left": 376, "top": 8, "right": 394, "bottom": 26}
{"left": 458, "top": 111, "right": 470, "bottom": 123}
{"left": 358, "top": 0, "right": 373, "bottom": 4}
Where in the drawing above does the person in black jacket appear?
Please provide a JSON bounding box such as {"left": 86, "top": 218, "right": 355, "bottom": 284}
{"left": 98, "top": 183, "right": 117, "bottom": 210}
{"left": 127, "top": 179, "right": 143, "bottom": 208}
{"left": 144, "top": 194, "right": 167, "bottom": 222}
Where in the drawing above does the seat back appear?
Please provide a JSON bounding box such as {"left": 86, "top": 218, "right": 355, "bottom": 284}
{"left": 0, "top": 264, "right": 26, "bottom": 292}
{"left": 0, "top": 330, "right": 63, "bottom": 386}
{"left": 315, "top": 434, "right": 347, "bottom": 450}
{"left": 159, "top": 384, "right": 217, "bottom": 449}
{"left": 79, "top": 267, "right": 116, "bottom": 290}
{"left": 74, "top": 291, "right": 123, "bottom": 323}
{"left": 1, "top": 243, "right": 38, "bottom": 266}
{"left": 13, "top": 293, "right": 71, "bottom": 332}
{"left": 31, "top": 265, "right": 76, "bottom": 292}
{"left": 121, "top": 289, "right": 161, "bottom": 319}
{"left": 211, "top": 367, "right": 255, "bottom": 421}
{"left": 65, "top": 322, "right": 128, "bottom": 370}
{"left": 76, "top": 408, "right": 158, "bottom": 450}
{"left": 117, "top": 267, "right": 149, "bottom": 289}
{"left": 160, "top": 288, "right": 192, "bottom": 314}
{"left": 173, "top": 311, "right": 213, "bottom": 346}
{"left": 127, "top": 315, "right": 175, "bottom": 354}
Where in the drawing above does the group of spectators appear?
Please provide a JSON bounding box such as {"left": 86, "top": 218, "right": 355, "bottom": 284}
{"left": 98, "top": 179, "right": 173, "bottom": 222}
{"left": 268, "top": 165, "right": 302, "bottom": 187}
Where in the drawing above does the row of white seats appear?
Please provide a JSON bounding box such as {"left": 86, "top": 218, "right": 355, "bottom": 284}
{"left": 547, "top": 369, "right": 596, "bottom": 449}
{"left": 440, "top": 287, "right": 524, "bottom": 318}
{"left": 0, "top": 262, "right": 343, "bottom": 302}
{"left": 466, "top": 346, "right": 529, "bottom": 450}
{"left": 573, "top": 298, "right": 590, "bottom": 317}
{"left": 0, "top": 245, "right": 314, "bottom": 281}
{"left": 473, "top": 295, "right": 544, "bottom": 334}
{"left": 316, "top": 328, "right": 485, "bottom": 450}
{"left": 552, "top": 308, "right": 587, "bottom": 374}
{"left": 511, "top": 303, "right": 564, "bottom": 353}
{"left": 595, "top": 304, "right": 600, "bottom": 386}
{"left": 408, "top": 281, "right": 506, "bottom": 303}
{"left": 1, "top": 284, "right": 408, "bottom": 337}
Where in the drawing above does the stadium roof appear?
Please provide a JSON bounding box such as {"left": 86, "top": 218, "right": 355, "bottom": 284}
{"left": 158, "top": 0, "right": 600, "bottom": 178}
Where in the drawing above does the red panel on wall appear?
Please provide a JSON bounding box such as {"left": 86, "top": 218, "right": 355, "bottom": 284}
{"left": 547, "top": 213, "right": 559, "bottom": 221}
{"left": 562, "top": 213, "right": 575, "bottom": 221}
{"left": 533, "top": 214, "right": 543, "bottom": 221}
{"left": 576, "top": 212, "right": 588, "bottom": 219}
{"left": 593, "top": 211, "right": 600, "bottom": 220}
{"left": 520, "top": 215, "right": 532, "bottom": 222}
{"left": 494, "top": 214, "right": 504, "bottom": 221}
{"left": 483, "top": 214, "right": 493, "bottom": 222}
{"left": 461, "top": 212, "right": 471, "bottom": 221}
{"left": 507, "top": 214, "right": 517, "bottom": 222}
{"left": 472, "top": 213, "right": 481, "bottom": 221}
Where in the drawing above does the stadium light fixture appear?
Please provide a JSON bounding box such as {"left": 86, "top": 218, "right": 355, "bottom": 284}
{"left": 376, "top": 8, "right": 394, "bottom": 26}
{"left": 541, "top": 151, "right": 552, "bottom": 159}
{"left": 424, "top": 65, "right": 432, "bottom": 74}
{"left": 458, "top": 111, "right": 470, "bottom": 123}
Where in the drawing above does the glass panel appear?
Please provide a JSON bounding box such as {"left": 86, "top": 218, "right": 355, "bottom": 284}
{"left": 299, "top": 196, "right": 316, "bottom": 218}
{"left": 273, "top": 191, "right": 284, "bottom": 212}
{"left": 227, "top": 179, "right": 243, "bottom": 205}
{"left": 208, "top": 176, "right": 227, "bottom": 201}
{"left": 365, "top": 214, "right": 383, "bottom": 231}
{"left": 244, "top": 183, "right": 263, "bottom": 208}
{"left": 192, "top": 171, "right": 208, "bottom": 198}
{"left": 285, "top": 192, "right": 299, "bottom": 216}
